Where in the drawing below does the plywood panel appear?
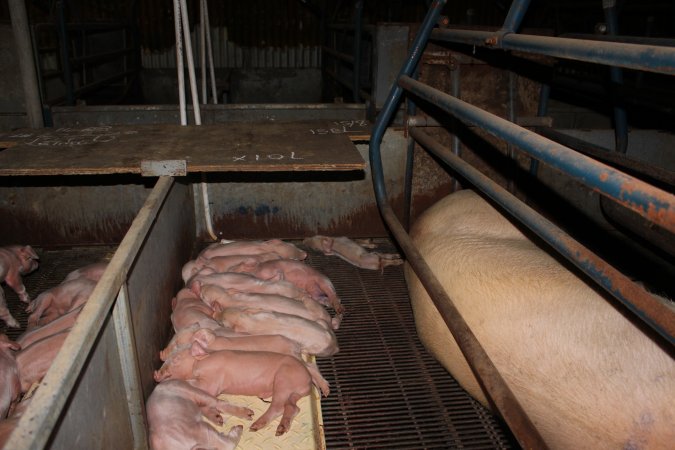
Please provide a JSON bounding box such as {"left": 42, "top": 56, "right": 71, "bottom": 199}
{"left": 0, "top": 121, "right": 367, "bottom": 176}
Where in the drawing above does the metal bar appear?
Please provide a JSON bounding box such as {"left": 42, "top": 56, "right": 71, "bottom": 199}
{"left": 409, "top": 127, "right": 675, "bottom": 346}
{"left": 368, "top": 1, "right": 548, "bottom": 448}
{"left": 178, "top": 0, "right": 202, "bottom": 125}
{"left": 561, "top": 33, "right": 675, "bottom": 47}
{"left": 8, "top": 0, "right": 43, "bottom": 128}
{"left": 536, "top": 127, "right": 675, "bottom": 189}
{"left": 56, "top": 0, "right": 75, "bottom": 106}
{"left": 352, "top": 0, "right": 363, "bottom": 102}
{"left": 112, "top": 283, "right": 149, "bottom": 450}
{"left": 531, "top": 82, "right": 551, "bottom": 175}
{"left": 450, "top": 63, "right": 461, "bottom": 192}
{"left": 501, "top": 0, "right": 532, "bottom": 32}
{"left": 430, "top": 28, "right": 675, "bottom": 76}
{"left": 322, "top": 45, "right": 355, "bottom": 64}
{"left": 173, "top": 0, "right": 187, "bottom": 126}
{"left": 6, "top": 176, "right": 175, "bottom": 449}
{"left": 398, "top": 75, "right": 675, "bottom": 234}
{"left": 327, "top": 23, "right": 375, "bottom": 34}
{"left": 204, "top": 0, "right": 218, "bottom": 104}
{"left": 200, "top": 0, "right": 206, "bottom": 104}
{"left": 603, "top": 0, "right": 628, "bottom": 154}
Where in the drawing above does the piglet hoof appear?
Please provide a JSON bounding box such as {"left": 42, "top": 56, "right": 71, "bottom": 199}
{"left": 220, "top": 401, "right": 253, "bottom": 420}
{"left": 4, "top": 316, "right": 20, "bottom": 328}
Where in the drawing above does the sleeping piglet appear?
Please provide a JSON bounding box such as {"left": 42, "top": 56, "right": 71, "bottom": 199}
{"left": 147, "top": 379, "right": 250, "bottom": 450}
{"left": 154, "top": 342, "right": 314, "bottom": 436}
{"left": 199, "top": 239, "right": 307, "bottom": 261}
{"left": 229, "top": 259, "right": 345, "bottom": 318}
{"left": 303, "top": 235, "right": 403, "bottom": 271}
{"left": 215, "top": 307, "right": 339, "bottom": 357}
{"left": 0, "top": 245, "right": 39, "bottom": 328}
{"left": 0, "top": 334, "right": 21, "bottom": 418}
{"left": 201, "top": 284, "right": 334, "bottom": 330}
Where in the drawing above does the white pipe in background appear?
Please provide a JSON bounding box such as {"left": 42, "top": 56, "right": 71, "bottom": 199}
{"left": 172, "top": 0, "right": 186, "bottom": 125}
{"left": 178, "top": 0, "right": 202, "bottom": 125}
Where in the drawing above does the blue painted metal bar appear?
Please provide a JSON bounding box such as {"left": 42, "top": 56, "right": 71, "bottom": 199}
{"left": 369, "top": 1, "right": 549, "bottom": 447}
{"left": 398, "top": 75, "right": 675, "bottom": 234}
{"left": 603, "top": 0, "right": 628, "bottom": 154}
{"left": 430, "top": 28, "right": 675, "bottom": 76}
{"left": 410, "top": 127, "right": 675, "bottom": 346}
{"left": 501, "top": 0, "right": 531, "bottom": 33}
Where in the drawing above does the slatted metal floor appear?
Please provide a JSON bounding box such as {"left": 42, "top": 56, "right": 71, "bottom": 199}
{"left": 304, "top": 240, "right": 517, "bottom": 450}
{"left": 0, "top": 245, "right": 115, "bottom": 339}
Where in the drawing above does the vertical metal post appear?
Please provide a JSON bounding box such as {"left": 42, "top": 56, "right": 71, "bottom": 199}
{"left": 530, "top": 82, "right": 550, "bottom": 175}
{"left": 603, "top": 0, "right": 628, "bottom": 154}
{"left": 8, "top": 0, "right": 44, "bottom": 128}
{"left": 112, "top": 283, "right": 149, "bottom": 450}
{"left": 501, "top": 0, "right": 532, "bottom": 32}
{"left": 56, "top": 0, "right": 75, "bottom": 106}
{"left": 200, "top": 0, "right": 206, "bottom": 104}
{"left": 352, "top": 0, "right": 363, "bottom": 102}
{"left": 173, "top": 0, "right": 187, "bottom": 125}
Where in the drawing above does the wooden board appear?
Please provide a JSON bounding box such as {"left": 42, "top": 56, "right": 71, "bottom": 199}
{"left": 0, "top": 121, "right": 367, "bottom": 176}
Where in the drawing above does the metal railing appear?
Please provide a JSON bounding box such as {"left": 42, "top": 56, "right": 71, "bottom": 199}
{"left": 368, "top": 0, "right": 675, "bottom": 447}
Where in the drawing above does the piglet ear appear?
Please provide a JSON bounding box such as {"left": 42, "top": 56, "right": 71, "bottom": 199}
{"left": 171, "top": 296, "right": 178, "bottom": 310}
{"left": 22, "top": 245, "right": 39, "bottom": 260}
{"left": 190, "top": 341, "right": 210, "bottom": 360}
{"left": 266, "top": 270, "right": 284, "bottom": 282}
{"left": 192, "top": 328, "right": 214, "bottom": 348}
{"left": 321, "top": 237, "right": 334, "bottom": 253}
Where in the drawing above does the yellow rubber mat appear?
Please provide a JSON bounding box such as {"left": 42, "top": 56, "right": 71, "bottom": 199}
{"left": 212, "top": 383, "right": 325, "bottom": 450}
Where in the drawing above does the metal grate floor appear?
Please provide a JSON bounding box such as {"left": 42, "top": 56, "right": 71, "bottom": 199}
{"left": 0, "top": 245, "right": 115, "bottom": 340}
{"left": 303, "top": 240, "right": 517, "bottom": 450}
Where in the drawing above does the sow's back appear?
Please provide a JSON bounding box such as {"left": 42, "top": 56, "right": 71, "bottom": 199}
{"left": 405, "top": 189, "right": 675, "bottom": 450}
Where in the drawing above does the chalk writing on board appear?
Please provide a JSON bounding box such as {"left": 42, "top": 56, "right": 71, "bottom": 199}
{"left": 309, "top": 120, "right": 368, "bottom": 135}
{"left": 23, "top": 126, "right": 138, "bottom": 146}
{"left": 232, "top": 152, "right": 304, "bottom": 162}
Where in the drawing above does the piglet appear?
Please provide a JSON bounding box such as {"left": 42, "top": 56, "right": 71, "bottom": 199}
{"left": 147, "top": 379, "right": 250, "bottom": 450}
{"left": 155, "top": 341, "right": 313, "bottom": 436}
{"left": 16, "top": 328, "right": 69, "bottom": 392}
{"left": 26, "top": 277, "right": 96, "bottom": 329}
{"left": 17, "top": 304, "right": 83, "bottom": 349}
{"left": 170, "top": 288, "right": 221, "bottom": 332}
{"left": 199, "top": 238, "right": 307, "bottom": 261}
{"left": 189, "top": 271, "right": 309, "bottom": 301}
{"left": 0, "top": 334, "right": 21, "bottom": 418}
{"left": 303, "top": 235, "right": 404, "bottom": 271}
{"left": 215, "top": 308, "right": 339, "bottom": 357}
{"left": 184, "top": 327, "right": 330, "bottom": 396}
{"left": 62, "top": 261, "right": 108, "bottom": 283}
{"left": 160, "top": 323, "right": 240, "bottom": 361}
{"left": 0, "top": 245, "right": 39, "bottom": 328}
{"left": 229, "top": 259, "right": 345, "bottom": 324}
{"left": 201, "top": 284, "right": 334, "bottom": 330}
{"left": 183, "top": 253, "right": 283, "bottom": 283}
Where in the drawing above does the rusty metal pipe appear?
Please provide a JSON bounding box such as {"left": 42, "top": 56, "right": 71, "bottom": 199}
{"left": 409, "top": 127, "right": 675, "bottom": 346}
{"left": 399, "top": 75, "right": 675, "bottom": 234}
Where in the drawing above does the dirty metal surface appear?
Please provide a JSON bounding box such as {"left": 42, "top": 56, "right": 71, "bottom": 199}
{"left": 0, "top": 245, "right": 115, "bottom": 339}
{"left": 0, "top": 121, "right": 367, "bottom": 176}
{"left": 303, "top": 240, "right": 517, "bottom": 450}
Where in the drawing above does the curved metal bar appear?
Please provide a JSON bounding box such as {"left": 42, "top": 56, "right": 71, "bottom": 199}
{"left": 430, "top": 28, "right": 675, "bottom": 76}
{"left": 368, "top": 1, "right": 548, "bottom": 448}
{"left": 410, "top": 127, "right": 675, "bottom": 346}
{"left": 399, "top": 75, "right": 675, "bottom": 234}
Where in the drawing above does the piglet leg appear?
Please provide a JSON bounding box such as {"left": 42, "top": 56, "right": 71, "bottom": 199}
{"left": 0, "top": 290, "right": 20, "bottom": 328}
{"left": 197, "top": 424, "right": 243, "bottom": 450}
